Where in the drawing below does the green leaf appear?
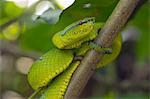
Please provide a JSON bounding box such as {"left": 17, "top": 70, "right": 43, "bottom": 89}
{"left": 19, "top": 0, "right": 119, "bottom": 53}
{"left": 20, "top": 23, "right": 55, "bottom": 53}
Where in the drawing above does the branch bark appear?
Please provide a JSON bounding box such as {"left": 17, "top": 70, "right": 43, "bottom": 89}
{"left": 65, "top": 0, "right": 140, "bottom": 98}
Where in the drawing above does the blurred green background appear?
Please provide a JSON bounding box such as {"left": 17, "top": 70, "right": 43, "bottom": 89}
{"left": 0, "top": 0, "right": 149, "bottom": 99}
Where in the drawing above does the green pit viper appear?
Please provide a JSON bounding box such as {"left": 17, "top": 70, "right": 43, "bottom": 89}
{"left": 27, "top": 17, "right": 122, "bottom": 99}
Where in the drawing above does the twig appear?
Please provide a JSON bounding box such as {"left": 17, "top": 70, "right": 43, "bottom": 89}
{"left": 28, "top": 87, "right": 43, "bottom": 99}
{"left": 0, "top": 0, "right": 41, "bottom": 31}
{"left": 93, "top": 73, "right": 150, "bottom": 91}
{"left": 65, "top": 0, "right": 140, "bottom": 98}
{"left": 0, "top": 40, "right": 39, "bottom": 59}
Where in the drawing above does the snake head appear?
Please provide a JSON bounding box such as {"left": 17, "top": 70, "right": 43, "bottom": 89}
{"left": 52, "top": 17, "right": 98, "bottom": 49}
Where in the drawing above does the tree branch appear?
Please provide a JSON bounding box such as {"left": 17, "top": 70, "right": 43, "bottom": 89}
{"left": 92, "top": 74, "right": 150, "bottom": 91}
{"left": 0, "top": 40, "right": 39, "bottom": 59}
{"left": 65, "top": 0, "right": 140, "bottom": 98}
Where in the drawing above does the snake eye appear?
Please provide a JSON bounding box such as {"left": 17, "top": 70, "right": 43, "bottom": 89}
{"left": 79, "top": 21, "right": 86, "bottom": 25}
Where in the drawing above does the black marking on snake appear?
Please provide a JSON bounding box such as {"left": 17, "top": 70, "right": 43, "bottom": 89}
{"left": 61, "top": 17, "right": 95, "bottom": 36}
